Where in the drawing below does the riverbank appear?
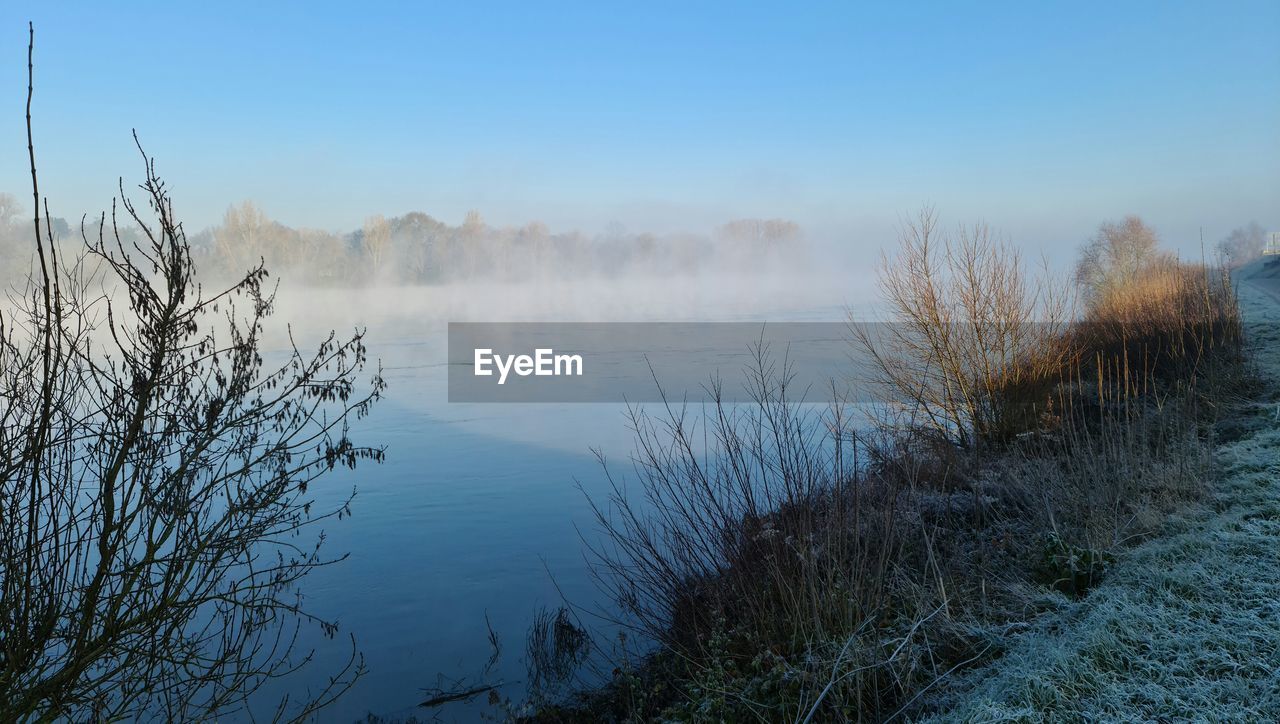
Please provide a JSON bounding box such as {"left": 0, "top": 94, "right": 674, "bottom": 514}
{"left": 517, "top": 232, "right": 1254, "bottom": 722}
{"left": 912, "top": 271, "right": 1280, "bottom": 720}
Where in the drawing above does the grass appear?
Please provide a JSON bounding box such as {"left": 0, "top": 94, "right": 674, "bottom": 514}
{"left": 518, "top": 216, "right": 1257, "bottom": 722}
{"left": 915, "top": 282, "right": 1280, "bottom": 721}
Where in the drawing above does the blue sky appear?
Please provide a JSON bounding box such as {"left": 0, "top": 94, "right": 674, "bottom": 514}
{"left": 0, "top": 1, "right": 1276, "bottom": 261}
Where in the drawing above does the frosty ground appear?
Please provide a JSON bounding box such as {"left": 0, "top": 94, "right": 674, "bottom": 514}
{"left": 916, "top": 271, "right": 1280, "bottom": 722}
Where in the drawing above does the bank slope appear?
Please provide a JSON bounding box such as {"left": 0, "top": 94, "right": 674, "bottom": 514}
{"left": 915, "top": 279, "right": 1280, "bottom": 722}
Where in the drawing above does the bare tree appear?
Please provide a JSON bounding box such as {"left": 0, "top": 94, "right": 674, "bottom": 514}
{"left": 460, "top": 209, "right": 485, "bottom": 240}
{"left": 1074, "top": 216, "right": 1170, "bottom": 303}
{"left": 391, "top": 211, "right": 447, "bottom": 282}
{"left": 1216, "top": 222, "right": 1266, "bottom": 268}
{"left": 214, "top": 200, "right": 270, "bottom": 276}
{"left": 361, "top": 214, "right": 390, "bottom": 276}
{"left": 0, "top": 27, "right": 384, "bottom": 721}
{"left": 295, "top": 227, "right": 350, "bottom": 282}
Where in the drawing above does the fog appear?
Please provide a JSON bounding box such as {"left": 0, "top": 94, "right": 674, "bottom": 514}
{"left": 1, "top": 190, "right": 885, "bottom": 333}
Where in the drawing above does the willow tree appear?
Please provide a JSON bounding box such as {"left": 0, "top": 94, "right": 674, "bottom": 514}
{"left": 0, "top": 27, "right": 384, "bottom": 721}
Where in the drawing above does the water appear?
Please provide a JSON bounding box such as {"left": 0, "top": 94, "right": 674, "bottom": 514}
{"left": 252, "top": 275, "right": 868, "bottom": 721}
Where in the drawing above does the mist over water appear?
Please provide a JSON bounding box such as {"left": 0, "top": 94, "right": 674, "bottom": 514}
{"left": 0, "top": 194, "right": 881, "bottom": 720}
{"left": 228, "top": 252, "right": 877, "bottom": 720}
{"left": 274, "top": 268, "right": 874, "bottom": 326}
{"left": 2, "top": 2, "right": 1277, "bottom": 720}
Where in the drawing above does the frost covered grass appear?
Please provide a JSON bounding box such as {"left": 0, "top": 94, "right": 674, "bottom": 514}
{"left": 518, "top": 226, "right": 1254, "bottom": 722}
{"left": 912, "top": 281, "right": 1280, "bottom": 722}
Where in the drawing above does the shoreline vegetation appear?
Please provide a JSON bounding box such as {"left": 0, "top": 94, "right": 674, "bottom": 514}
{"left": 484, "top": 214, "right": 1267, "bottom": 722}
{"left": 4, "top": 26, "right": 1277, "bottom": 723}
{"left": 4, "top": 117, "right": 1273, "bottom": 721}
{"left": 917, "top": 274, "right": 1280, "bottom": 720}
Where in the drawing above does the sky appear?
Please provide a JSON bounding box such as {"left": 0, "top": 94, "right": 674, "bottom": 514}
{"left": 0, "top": 1, "right": 1277, "bottom": 264}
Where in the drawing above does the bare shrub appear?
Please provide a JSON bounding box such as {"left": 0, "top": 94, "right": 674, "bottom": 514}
{"left": 580, "top": 350, "right": 932, "bottom": 719}
{"left": 855, "top": 207, "right": 1072, "bottom": 451}
{"left": 0, "top": 30, "right": 383, "bottom": 721}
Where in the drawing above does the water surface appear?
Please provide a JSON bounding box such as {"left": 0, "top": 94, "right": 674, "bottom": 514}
{"left": 258, "top": 275, "right": 866, "bottom": 721}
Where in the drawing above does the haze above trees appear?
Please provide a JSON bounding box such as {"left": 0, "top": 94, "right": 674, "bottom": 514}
{"left": 0, "top": 192, "right": 808, "bottom": 287}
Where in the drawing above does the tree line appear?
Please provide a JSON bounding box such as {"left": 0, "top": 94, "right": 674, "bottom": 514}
{"left": 0, "top": 192, "right": 806, "bottom": 287}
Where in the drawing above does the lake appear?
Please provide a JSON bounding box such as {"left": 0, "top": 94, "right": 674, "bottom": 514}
{"left": 254, "top": 273, "right": 871, "bottom": 721}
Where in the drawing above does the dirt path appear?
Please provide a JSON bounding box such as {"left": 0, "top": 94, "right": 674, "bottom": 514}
{"left": 914, "top": 280, "right": 1280, "bottom": 721}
